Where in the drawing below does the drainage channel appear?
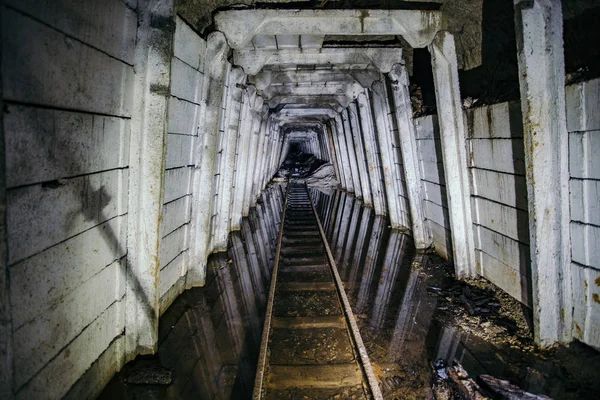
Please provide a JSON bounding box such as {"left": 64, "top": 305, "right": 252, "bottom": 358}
{"left": 253, "top": 182, "right": 383, "bottom": 399}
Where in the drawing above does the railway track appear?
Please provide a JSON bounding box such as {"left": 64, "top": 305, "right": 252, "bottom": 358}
{"left": 253, "top": 182, "right": 383, "bottom": 399}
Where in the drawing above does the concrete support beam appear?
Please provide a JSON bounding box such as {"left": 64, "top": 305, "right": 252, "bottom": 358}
{"left": 348, "top": 103, "right": 373, "bottom": 207}
{"left": 357, "top": 91, "right": 386, "bottom": 215}
{"left": 126, "top": 0, "right": 174, "bottom": 358}
{"left": 187, "top": 32, "right": 229, "bottom": 286}
{"left": 333, "top": 116, "right": 353, "bottom": 192}
{"left": 231, "top": 87, "right": 256, "bottom": 230}
{"left": 388, "top": 64, "right": 432, "bottom": 247}
{"left": 370, "top": 79, "right": 404, "bottom": 229}
{"left": 262, "top": 81, "right": 363, "bottom": 101}
{"left": 429, "top": 31, "right": 476, "bottom": 277}
{"left": 214, "top": 67, "right": 245, "bottom": 250}
{"left": 215, "top": 9, "right": 443, "bottom": 49}
{"left": 242, "top": 100, "right": 264, "bottom": 216}
{"left": 341, "top": 111, "right": 362, "bottom": 199}
{"left": 514, "top": 0, "right": 572, "bottom": 345}
{"left": 251, "top": 112, "right": 269, "bottom": 205}
{"left": 234, "top": 47, "right": 404, "bottom": 75}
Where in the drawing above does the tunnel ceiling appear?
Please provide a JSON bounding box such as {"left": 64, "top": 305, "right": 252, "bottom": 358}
{"left": 212, "top": 7, "right": 444, "bottom": 155}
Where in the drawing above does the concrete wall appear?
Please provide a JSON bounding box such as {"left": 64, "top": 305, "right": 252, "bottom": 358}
{"left": 159, "top": 17, "right": 206, "bottom": 311}
{"left": 466, "top": 101, "right": 531, "bottom": 306}
{"left": 414, "top": 115, "right": 453, "bottom": 259}
{"left": 2, "top": 1, "right": 135, "bottom": 398}
{"left": 566, "top": 78, "right": 600, "bottom": 349}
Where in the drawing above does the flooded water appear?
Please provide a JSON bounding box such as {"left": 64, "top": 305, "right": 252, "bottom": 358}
{"left": 100, "top": 186, "right": 600, "bottom": 400}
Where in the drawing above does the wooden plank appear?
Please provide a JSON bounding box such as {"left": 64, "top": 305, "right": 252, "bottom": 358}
{"left": 271, "top": 316, "right": 346, "bottom": 329}
{"left": 5, "top": 105, "right": 130, "bottom": 188}
{"left": 267, "top": 364, "right": 362, "bottom": 389}
{"left": 3, "top": 9, "right": 134, "bottom": 116}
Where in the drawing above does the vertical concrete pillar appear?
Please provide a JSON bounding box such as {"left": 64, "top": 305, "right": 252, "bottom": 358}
{"left": 187, "top": 31, "right": 229, "bottom": 287}
{"left": 334, "top": 115, "right": 354, "bottom": 192}
{"left": 251, "top": 109, "right": 268, "bottom": 205}
{"left": 328, "top": 121, "right": 345, "bottom": 188}
{"left": 243, "top": 99, "right": 263, "bottom": 215}
{"left": 214, "top": 67, "right": 245, "bottom": 250}
{"left": 357, "top": 90, "right": 386, "bottom": 215}
{"left": 388, "top": 64, "right": 432, "bottom": 249}
{"left": 341, "top": 111, "right": 362, "bottom": 198}
{"left": 429, "top": 31, "right": 476, "bottom": 278}
{"left": 231, "top": 87, "right": 256, "bottom": 230}
{"left": 126, "top": 0, "right": 174, "bottom": 357}
{"left": 514, "top": 0, "right": 571, "bottom": 345}
{"left": 370, "top": 79, "right": 403, "bottom": 230}
{"left": 348, "top": 103, "right": 373, "bottom": 207}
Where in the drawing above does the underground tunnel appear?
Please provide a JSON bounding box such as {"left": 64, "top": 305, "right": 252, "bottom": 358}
{"left": 1, "top": 0, "right": 600, "bottom": 399}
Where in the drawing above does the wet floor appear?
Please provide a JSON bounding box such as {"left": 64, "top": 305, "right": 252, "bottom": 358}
{"left": 100, "top": 185, "right": 600, "bottom": 400}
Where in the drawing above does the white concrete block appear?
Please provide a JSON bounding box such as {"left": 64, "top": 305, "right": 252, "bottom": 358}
{"left": 165, "top": 134, "right": 194, "bottom": 169}
{"left": 163, "top": 167, "right": 192, "bottom": 203}
{"left": 471, "top": 168, "right": 528, "bottom": 210}
{"left": 3, "top": 9, "right": 134, "bottom": 117}
{"left": 428, "top": 219, "right": 452, "bottom": 260}
{"left": 474, "top": 224, "right": 529, "bottom": 275}
{"left": 417, "top": 138, "right": 442, "bottom": 163}
{"left": 170, "top": 57, "right": 202, "bottom": 104}
{"left": 571, "top": 263, "right": 600, "bottom": 348}
{"left": 13, "top": 260, "right": 124, "bottom": 388}
{"left": 7, "top": 169, "right": 128, "bottom": 264}
{"left": 478, "top": 250, "right": 530, "bottom": 306}
{"left": 159, "top": 251, "right": 187, "bottom": 297}
{"left": 159, "top": 224, "right": 188, "bottom": 269}
{"left": 570, "top": 179, "right": 600, "bottom": 226}
{"left": 469, "top": 101, "right": 523, "bottom": 139}
{"left": 424, "top": 181, "right": 447, "bottom": 208}
{"left": 161, "top": 195, "right": 191, "bottom": 238}
{"left": 424, "top": 200, "right": 450, "bottom": 230}
{"left": 174, "top": 17, "right": 203, "bottom": 70}
{"left": 10, "top": 215, "right": 127, "bottom": 329}
{"left": 569, "top": 131, "right": 600, "bottom": 179}
{"left": 15, "top": 300, "right": 124, "bottom": 400}
{"left": 571, "top": 222, "right": 600, "bottom": 268}
{"left": 4, "top": 0, "right": 137, "bottom": 64}
{"left": 5, "top": 105, "right": 130, "bottom": 188}
{"left": 168, "top": 97, "right": 200, "bottom": 136}
{"left": 469, "top": 138, "right": 526, "bottom": 174}
{"left": 472, "top": 197, "right": 529, "bottom": 243}
{"left": 566, "top": 78, "right": 600, "bottom": 132}
{"left": 414, "top": 115, "right": 438, "bottom": 139}
{"left": 420, "top": 161, "right": 446, "bottom": 185}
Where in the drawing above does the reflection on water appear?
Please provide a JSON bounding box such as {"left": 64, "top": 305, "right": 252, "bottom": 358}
{"left": 311, "top": 188, "right": 600, "bottom": 400}
{"left": 99, "top": 184, "right": 285, "bottom": 400}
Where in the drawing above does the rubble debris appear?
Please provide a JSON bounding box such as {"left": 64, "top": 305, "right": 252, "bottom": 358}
{"left": 126, "top": 365, "right": 173, "bottom": 385}
{"left": 479, "top": 375, "right": 552, "bottom": 400}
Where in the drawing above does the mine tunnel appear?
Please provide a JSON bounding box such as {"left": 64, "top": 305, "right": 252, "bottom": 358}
{"left": 1, "top": 0, "right": 600, "bottom": 399}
